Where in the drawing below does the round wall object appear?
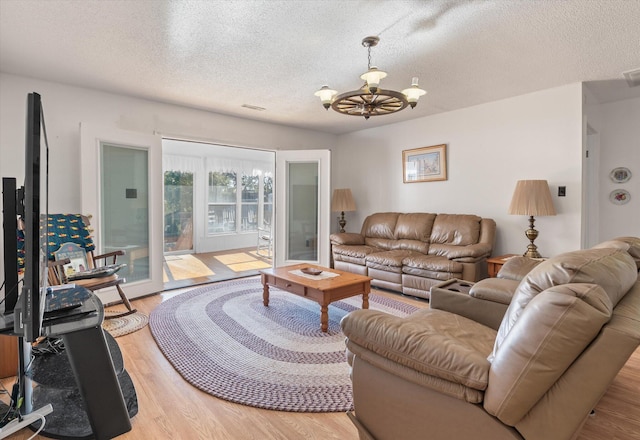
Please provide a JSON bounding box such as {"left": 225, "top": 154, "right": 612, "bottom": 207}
{"left": 610, "top": 167, "right": 632, "bottom": 183}
{"left": 609, "top": 189, "right": 631, "bottom": 205}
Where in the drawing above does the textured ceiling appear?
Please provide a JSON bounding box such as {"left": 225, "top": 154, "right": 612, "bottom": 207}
{"left": 1, "top": 0, "right": 639, "bottom": 135}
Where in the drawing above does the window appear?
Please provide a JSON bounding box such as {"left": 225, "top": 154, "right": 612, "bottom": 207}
{"left": 208, "top": 171, "right": 237, "bottom": 233}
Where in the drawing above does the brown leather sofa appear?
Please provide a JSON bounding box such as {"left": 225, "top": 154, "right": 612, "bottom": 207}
{"left": 340, "top": 240, "right": 640, "bottom": 440}
{"left": 330, "top": 212, "right": 496, "bottom": 299}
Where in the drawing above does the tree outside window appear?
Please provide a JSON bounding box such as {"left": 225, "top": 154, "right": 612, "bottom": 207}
{"left": 164, "top": 171, "right": 193, "bottom": 252}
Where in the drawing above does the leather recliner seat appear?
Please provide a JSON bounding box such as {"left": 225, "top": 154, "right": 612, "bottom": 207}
{"left": 341, "top": 241, "right": 640, "bottom": 440}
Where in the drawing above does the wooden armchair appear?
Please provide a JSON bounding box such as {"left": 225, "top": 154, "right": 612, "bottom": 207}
{"left": 44, "top": 214, "right": 136, "bottom": 319}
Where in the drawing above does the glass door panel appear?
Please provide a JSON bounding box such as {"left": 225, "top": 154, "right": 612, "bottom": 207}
{"left": 101, "top": 144, "right": 150, "bottom": 283}
{"left": 287, "top": 162, "right": 318, "bottom": 260}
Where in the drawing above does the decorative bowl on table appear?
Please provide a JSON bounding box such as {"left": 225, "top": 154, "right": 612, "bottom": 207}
{"left": 301, "top": 267, "right": 323, "bottom": 276}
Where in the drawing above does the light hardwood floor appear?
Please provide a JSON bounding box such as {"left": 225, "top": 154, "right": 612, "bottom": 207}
{"left": 3, "top": 287, "right": 640, "bottom": 440}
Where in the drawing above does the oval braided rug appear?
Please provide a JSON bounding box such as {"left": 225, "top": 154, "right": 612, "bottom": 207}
{"left": 150, "top": 277, "right": 418, "bottom": 412}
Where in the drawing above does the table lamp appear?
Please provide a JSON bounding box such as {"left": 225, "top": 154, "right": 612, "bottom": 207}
{"left": 508, "top": 180, "right": 556, "bottom": 258}
{"left": 331, "top": 188, "right": 356, "bottom": 233}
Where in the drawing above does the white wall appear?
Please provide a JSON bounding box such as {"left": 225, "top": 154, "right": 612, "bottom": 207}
{"left": 333, "top": 84, "right": 584, "bottom": 257}
{"left": 597, "top": 97, "right": 640, "bottom": 240}
{"left": 2, "top": 72, "right": 635, "bottom": 276}
{"left": 0, "top": 73, "right": 337, "bottom": 277}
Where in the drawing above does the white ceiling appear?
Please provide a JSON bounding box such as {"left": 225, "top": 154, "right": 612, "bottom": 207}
{"left": 1, "top": 0, "right": 639, "bottom": 135}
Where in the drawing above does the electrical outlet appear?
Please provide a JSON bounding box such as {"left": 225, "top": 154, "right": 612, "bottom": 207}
{"left": 558, "top": 186, "right": 566, "bottom": 197}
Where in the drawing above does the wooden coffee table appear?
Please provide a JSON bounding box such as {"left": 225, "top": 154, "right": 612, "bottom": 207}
{"left": 260, "top": 264, "right": 371, "bottom": 332}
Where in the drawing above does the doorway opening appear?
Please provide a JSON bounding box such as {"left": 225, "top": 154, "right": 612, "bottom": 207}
{"left": 162, "top": 139, "right": 275, "bottom": 290}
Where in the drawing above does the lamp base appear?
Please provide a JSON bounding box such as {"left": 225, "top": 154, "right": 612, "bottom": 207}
{"left": 522, "top": 215, "right": 542, "bottom": 259}
{"left": 523, "top": 246, "right": 542, "bottom": 259}
{"left": 338, "top": 212, "right": 347, "bottom": 233}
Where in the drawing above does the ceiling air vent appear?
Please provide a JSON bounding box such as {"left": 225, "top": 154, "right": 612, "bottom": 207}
{"left": 623, "top": 68, "right": 640, "bottom": 88}
{"left": 242, "top": 104, "right": 266, "bottom": 111}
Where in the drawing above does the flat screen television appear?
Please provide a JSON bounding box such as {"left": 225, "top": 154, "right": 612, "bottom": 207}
{"left": 8, "top": 92, "right": 49, "bottom": 343}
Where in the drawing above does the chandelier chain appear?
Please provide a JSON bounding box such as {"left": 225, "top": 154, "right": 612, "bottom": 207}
{"left": 367, "top": 45, "right": 372, "bottom": 70}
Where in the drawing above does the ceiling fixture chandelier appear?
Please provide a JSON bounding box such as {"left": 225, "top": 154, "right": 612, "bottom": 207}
{"left": 315, "top": 36, "right": 426, "bottom": 119}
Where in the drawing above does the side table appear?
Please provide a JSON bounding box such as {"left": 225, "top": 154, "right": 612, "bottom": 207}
{"left": 486, "top": 254, "right": 519, "bottom": 277}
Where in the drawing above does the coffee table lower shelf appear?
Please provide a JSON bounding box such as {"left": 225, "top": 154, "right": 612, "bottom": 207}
{"left": 260, "top": 264, "right": 371, "bottom": 332}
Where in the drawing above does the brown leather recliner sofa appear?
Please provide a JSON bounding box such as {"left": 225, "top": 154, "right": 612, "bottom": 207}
{"left": 330, "top": 212, "right": 496, "bottom": 299}
{"left": 341, "top": 239, "right": 640, "bottom": 440}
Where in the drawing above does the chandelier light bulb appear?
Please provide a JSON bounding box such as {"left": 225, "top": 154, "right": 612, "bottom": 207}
{"left": 360, "top": 67, "right": 387, "bottom": 94}
{"left": 402, "top": 77, "right": 427, "bottom": 108}
{"left": 314, "top": 85, "right": 338, "bottom": 110}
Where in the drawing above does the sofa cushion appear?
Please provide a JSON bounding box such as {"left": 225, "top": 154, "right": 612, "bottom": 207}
{"left": 366, "top": 250, "right": 416, "bottom": 270}
{"left": 428, "top": 243, "right": 493, "bottom": 260}
{"left": 491, "top": 247, "right": 638, "bottom": 361}
{"left": 361, "top": 212, "right": 400, "bottom": 239}
{"left": 592, "top": 236, "right": 640, "bottom": 269}
{"left": 429, "top": 214, "right": 482, "bottom": 246}
{"left": 390, "top": 239, "right": 429, "bottom": 254}
{"left": 485, "top": 283, "right": 613, "bottom": 425}
{"left": 342, "top": 308, "right": 496, "bottom": 393}
{"left": 496, "top": 256, "right": 543, "bottom": 281}
{"left": 403, "top": 254, "right": 463, "bottom": 273}
{"left": 365, "top": 237, "right": 399, "bottom": 251}
{"left": 332, "top": 244, "right": 379, "bottom": 265}
{"left": 394, "top": 213, "right": 436, "bottom": 241}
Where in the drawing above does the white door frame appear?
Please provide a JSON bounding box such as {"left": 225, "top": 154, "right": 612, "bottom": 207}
{"left": 80, "top": 124, "right": 163, "bottom": 301}
{"left": 275, "top": 149, "right": 331, "bottom": 267}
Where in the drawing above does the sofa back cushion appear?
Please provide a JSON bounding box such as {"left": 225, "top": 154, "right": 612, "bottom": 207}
{"left": 361, "top": 212, "right": 400, "bottom": 250}
{"left": 491, "top": 247, "right": 638, "bottom": 360}
{"left": 394, "top": 213, "right": 436, "bottom": 241}
{"left": 388, "top": 213, "right": 436, "bottom": 253}
{"left": 484, "top": 283, "right": 613, "bottom": 425}
{"left": 361, "top": 212, "right": 399, "bottom": 239}
{"left": 429, "top": 214, "right": 482, "bottom": 246}
{"left": 592, "top": 236, "right": 640, "bottom": 269}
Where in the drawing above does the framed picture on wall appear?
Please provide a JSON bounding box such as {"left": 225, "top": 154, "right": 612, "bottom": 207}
{"left": 402, "top": 144, "right": 447, "bottom": 183}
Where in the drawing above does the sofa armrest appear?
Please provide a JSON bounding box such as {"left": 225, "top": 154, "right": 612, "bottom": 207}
{"left": 469, "top": 278, "right": 519, "bottom": 305}
{"left": 330, "top": 232, "right": 365, "bottom": 246}
{"left": 497, "top": 256, "right": 543, "bottom": 281}
{"left": 341, "top": 309, "right": 493, "bottom": 390}
{"left": 430, "top": 279, "right": 513, "bottom": 331}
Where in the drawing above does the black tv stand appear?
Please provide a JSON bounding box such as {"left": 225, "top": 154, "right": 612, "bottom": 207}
{"left": 0, "top": 290, "right": 132, "bottom": 439}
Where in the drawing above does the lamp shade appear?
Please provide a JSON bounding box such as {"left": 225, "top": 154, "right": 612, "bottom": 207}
{"left": 401, "top": 77, "right": 427, "bottom": 106}
{"left": 360, "top": 67, "right": 387, "bottom": 93}
{"left": 314, "top": 85, "right": 337, "bottom": 108}
{"left": 331, "top": 188, "right": 356, "bottom": 212}
{"left": 508, "top": 180, "right": 556, "bottom": 216}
